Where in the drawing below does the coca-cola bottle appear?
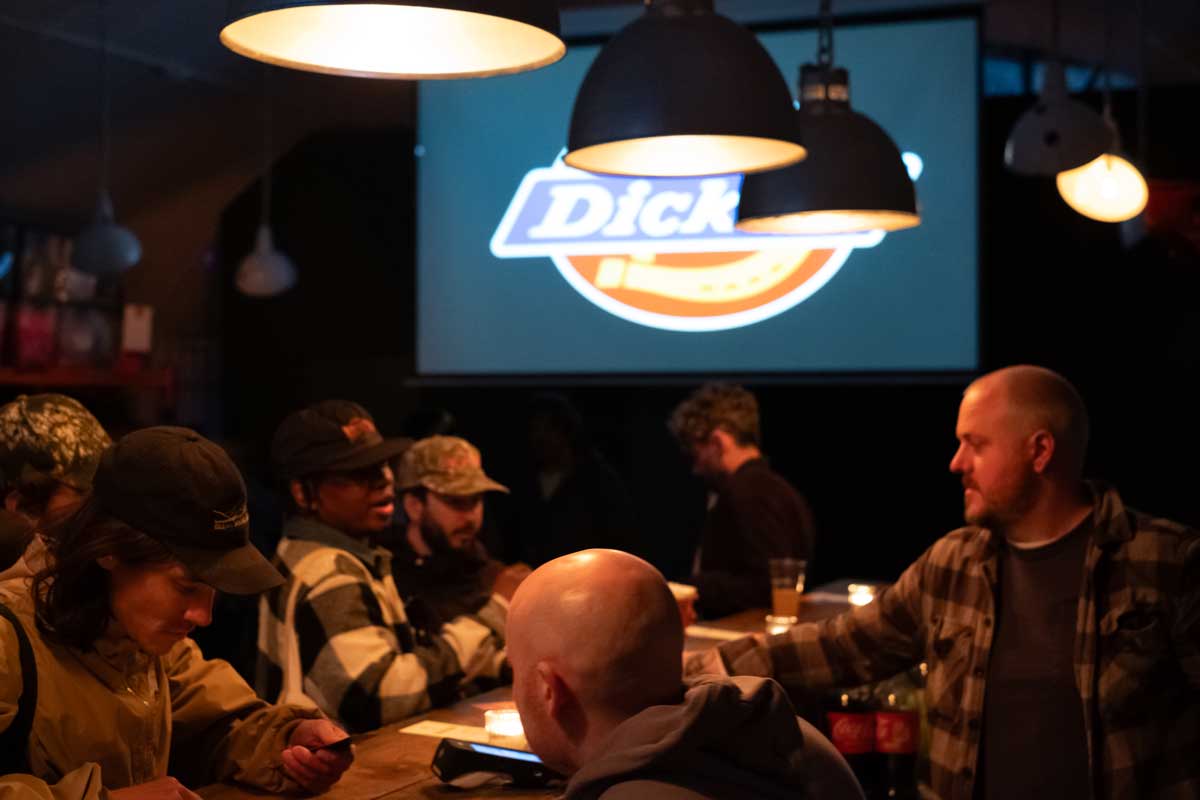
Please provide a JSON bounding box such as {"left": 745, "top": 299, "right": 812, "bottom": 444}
{"left": 874, "top": 672, "right": 920, "bottom": 799}
{"left": 826, "top": 686, "right": 881, "bottom": 797}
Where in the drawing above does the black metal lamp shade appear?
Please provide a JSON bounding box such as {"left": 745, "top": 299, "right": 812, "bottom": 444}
{"left": 736, "top": 65, "right": 918, "bottom": 234}
{"left": 221, "top": 0, "right": 564, "bottom": 79}
{"left": 564, "top": 0, "right": 804, "bottom": 177}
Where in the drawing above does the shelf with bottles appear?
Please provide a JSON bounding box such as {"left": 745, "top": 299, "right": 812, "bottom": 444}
{"left": 1, "top": 218, "right": 133, "bottom": 380}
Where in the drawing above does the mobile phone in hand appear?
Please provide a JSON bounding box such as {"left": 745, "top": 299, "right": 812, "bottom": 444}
{"left": 314, "top": 737, "right": 353, "bottom": 754}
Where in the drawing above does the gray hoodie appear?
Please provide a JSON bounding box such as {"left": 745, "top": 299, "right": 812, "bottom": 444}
{"left": 563, "top": 675, "right": 864, "bottom": 800}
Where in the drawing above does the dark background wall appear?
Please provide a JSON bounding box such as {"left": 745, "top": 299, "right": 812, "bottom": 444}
{"left": 215, "top": 86, "right": 1200, "bottom": 589}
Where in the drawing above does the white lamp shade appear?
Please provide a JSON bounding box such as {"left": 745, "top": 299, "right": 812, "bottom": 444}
{"left": 236, "top": 224, "right": 297, "bottom": 296}
{"left": 73, "top": 191, "right": 142, "bottom": 275}
{"left": 1005, "top": 62, "right": 1111, "bottom": 176}
{"left": 1056, "top": 153, "right": 1149, "bottom": 223}
{"left": 220, "top": 2, "right": 564, "bottom": 79}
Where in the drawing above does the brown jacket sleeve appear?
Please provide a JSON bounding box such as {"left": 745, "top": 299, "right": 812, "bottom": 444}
{"left": 164, "top": 638, "right": 322, "bottom": 792}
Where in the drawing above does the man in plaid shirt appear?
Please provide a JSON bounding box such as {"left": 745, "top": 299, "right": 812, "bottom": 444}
{"left": 256, "top": 401, "right": 508, "bottom": 732}
{"left": 688, "top": 366, "right": 1199, "bottom": 799}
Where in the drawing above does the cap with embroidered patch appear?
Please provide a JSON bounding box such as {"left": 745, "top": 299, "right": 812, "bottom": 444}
{"left": 92, "top": 426, "right": 282, "bottom": 595}
{"left": 271, "top": 400, "right": 412, "bottom": 481}
{"left": 396, "top": 435, "right": 508, "bottom": 495}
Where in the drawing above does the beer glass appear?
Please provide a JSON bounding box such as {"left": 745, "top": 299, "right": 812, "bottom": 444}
{"left": 768, "top": 557, "right": 807, "bottom": 621}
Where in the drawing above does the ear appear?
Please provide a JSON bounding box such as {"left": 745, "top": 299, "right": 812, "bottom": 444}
{"left": 289, "top": 479, "right": 311, "bottom": 511}
{"left": 536, "top": 661, "right": 573, "bottom": 722}
{"left": 4, "top": 490, "right": 21, "bottom": 513}
{"left": 402, "top": 493, "right": 425, "bottom": 524}
{"left": 1029, "top": 430, "right": 1056, "bottom": 475}
{"left": 708, "top": 428, "right": 731, "bottom": 454}
{"left": 96, "top": 555, "right": 119, "bottom": 572}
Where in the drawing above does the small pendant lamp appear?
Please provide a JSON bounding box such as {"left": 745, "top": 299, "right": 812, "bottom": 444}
{"left": 236, "top": 67, "right": 297, "bottom": 297}
{"left": 736, "top": 0, "right": 918, "bottom": 235}
{"left": 74, "top": 0, "right": 141, "bottom": 276}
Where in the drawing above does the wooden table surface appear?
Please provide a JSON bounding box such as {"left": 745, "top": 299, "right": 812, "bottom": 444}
{"left": 200, "top": 588, "right": 858, "bottom": 799}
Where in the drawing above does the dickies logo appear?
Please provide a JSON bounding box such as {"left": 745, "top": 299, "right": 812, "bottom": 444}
{"left": 491, "top": 153, "right": 893, "bottom": 332}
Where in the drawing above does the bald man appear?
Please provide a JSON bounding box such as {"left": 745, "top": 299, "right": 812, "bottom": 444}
{"left": 508, "top": 549, "right": 864, "bottom": 800}
{"left": 689, "top": 366, "right": 1200, "bottom": 800}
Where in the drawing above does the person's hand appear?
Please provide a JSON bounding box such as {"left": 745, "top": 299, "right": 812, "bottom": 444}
{"left": 492, "top": 563, "right": 533, "bottom": 601}
{"left": 108, "top": 777, "right": 201, "bottom": 800}
{"left": 282, "top": 719, "right": 354, "bottom": 794}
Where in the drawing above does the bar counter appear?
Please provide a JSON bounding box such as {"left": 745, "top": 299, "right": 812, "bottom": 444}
{"left": 199, "top": 586, "right": 858, "bottom": 800}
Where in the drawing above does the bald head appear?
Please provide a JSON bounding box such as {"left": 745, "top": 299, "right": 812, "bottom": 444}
{"left": 509, "top": 549, "right": 684, "bottom": 718}
{"left": 967, "top": 365, "right": 1089, "bottom": 480}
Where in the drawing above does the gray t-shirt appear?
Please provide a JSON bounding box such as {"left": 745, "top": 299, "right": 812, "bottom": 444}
{"left": 977, "top": 517, "right": 1092, "bottom": 800}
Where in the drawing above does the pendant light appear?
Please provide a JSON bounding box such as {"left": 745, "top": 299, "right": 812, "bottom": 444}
{"left": 73, "top": 0, "right": 141, "bottom": 276}
{"left": 564, "top": 0, "right": 804, "bottom": 178}
{"left": 220, "top": 0, "right": 564, "bottom": 80}
{"left": 236, "top": 66, "right": 297, "bottom": 298}
{"left": 1004, "top": 0, "right": 1109, "bottom": 176}
{"left": 735, "top": 0, "right": 918, "bottom": 235}
{"left": 1055, "top": 0, "right": 1148, "bottom": 223}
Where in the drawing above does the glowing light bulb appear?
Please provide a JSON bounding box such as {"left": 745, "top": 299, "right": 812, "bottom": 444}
{"left": 1056, "top": 153, "right": 1148, "bottom": 223}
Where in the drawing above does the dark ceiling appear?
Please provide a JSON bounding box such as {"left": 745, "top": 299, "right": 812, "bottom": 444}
{"left": 1, "top": 0, "right": 1197, "bottom": 224}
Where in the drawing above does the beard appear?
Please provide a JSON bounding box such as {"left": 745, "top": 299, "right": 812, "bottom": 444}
{"left": 420, "top": 516, "right": 483, "bottom": 560}
{"left": 964, "top": 469, "right": 1039, "bottom": 534}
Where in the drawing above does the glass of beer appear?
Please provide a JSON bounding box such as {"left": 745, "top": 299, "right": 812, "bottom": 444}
{"left": 768, "top": 558, "right": 807, "bottom": 621}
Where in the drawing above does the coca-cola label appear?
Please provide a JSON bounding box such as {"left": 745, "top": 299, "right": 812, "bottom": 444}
{"left": 875, "top": 710, "right": 918, "bottom": 754}
{"left": 827, "top": 712, "right": 875, "bottom": 755}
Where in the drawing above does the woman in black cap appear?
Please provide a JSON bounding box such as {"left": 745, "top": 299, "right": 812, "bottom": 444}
{"left": 0, "top": 427, "right": 353, "bottom": 799}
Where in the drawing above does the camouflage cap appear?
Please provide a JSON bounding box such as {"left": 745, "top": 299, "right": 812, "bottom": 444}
{"left": 0, "top": 394, "right": 111, "bottom": 492}
{"left": 396, "top": 436, "right": 508, "bottom": 496}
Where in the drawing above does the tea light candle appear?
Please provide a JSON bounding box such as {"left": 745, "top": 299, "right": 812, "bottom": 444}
{"left": 484, "top": 708, "right": 525, "bottom": 739}
{"left": 848, "top": 583, "right": 876, "bottom": 606}
{"left": 764, "top": 614, "right": 794, "bottom": 635}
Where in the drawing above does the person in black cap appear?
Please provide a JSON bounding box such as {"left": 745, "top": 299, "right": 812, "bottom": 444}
{"left": 0, "top": 426, "right": 353, "bottom": 799}
{"left": 256, "top": 400, "right": 508, "bottom": 733}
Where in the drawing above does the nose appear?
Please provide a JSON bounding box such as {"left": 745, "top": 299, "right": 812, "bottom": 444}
{"left": 949, "top": 443, "right": 965, "bottom": 474}
{"left": 185, "top": 587, "right": 216, "bottom": 628}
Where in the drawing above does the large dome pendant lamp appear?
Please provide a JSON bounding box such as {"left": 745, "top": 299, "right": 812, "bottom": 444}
{"left": 236, "top": 67, "right": 298, "bottom": 298}
{"left": 735, "top": 0, "right": 918, "bottom": 235}
{"left": 564, "top": 0, "right": 805, "bottom": 178}
{"left": 74, "top": 0, "right": 142, "bottom": 276}
{"left": 220, "top": 0, "right": 565, "bottom": 80}
{"left": 1055, "top": 0, "right": 1147, "bottom": 224}
{"left": 1004, "top": 0, "right": 1109, "bottom": 176}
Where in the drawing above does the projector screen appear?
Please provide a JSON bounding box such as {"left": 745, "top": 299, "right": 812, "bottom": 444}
{"left": 416, "top": 13, "right": 978, "bottom": 375}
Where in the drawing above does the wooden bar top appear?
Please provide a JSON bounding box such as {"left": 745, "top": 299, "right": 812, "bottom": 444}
{"left": 200, "top": 584, "right": 862, "bottom": 799}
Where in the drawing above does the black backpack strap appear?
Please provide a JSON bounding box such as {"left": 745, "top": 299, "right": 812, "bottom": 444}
{"left": 0, "top": 600, "right": 37, "bottom": 774}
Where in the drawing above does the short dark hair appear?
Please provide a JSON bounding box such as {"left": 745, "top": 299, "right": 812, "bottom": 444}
{"left": 33, "top": 495, "right": 174, "bottom": 651}
{"left": 668, "top": 383, "right": 761, "bottom": 448}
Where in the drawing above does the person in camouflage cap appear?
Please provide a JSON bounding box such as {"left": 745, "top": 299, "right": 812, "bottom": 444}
{"left": 390, "top": 435, "right": 528, "bottom": 628}
{"left": 0, "top": 393, "right": 110, "bottom": 570}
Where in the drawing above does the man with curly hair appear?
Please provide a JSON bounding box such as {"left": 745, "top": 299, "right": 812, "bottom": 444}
{"left": 668, "top": 383, "right": 815, "bottom": 618}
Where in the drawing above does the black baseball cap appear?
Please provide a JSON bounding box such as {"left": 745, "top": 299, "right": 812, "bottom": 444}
{"left": 271, "top": 400, "right": 411, "bottom": 482}
{"left": 93, "top": 426, "right": 283, "bottom": 595}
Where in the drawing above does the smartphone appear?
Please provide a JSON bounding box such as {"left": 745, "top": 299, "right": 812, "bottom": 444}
{"left": 431, "top": 737, "right": 562, "bottom": 787}
{"left": 314, "top": 737, "right": 353, "bottom": 754}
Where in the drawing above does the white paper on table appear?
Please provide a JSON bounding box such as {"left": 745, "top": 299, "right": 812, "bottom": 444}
{"left": 398, "top": 719, "right": 490, "bottom": 743}
{"left": 685, "top": 625, "right": 750, "bottom": 641}
{"left": 804, "top": 591, "right": 852, "bottom": 603}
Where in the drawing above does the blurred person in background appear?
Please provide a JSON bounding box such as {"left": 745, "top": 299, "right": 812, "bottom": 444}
{"left": 508, "top": 393, "right": 636, "bottom": 566}
{"left": 669, "top": 383, "right": 815, "bottom": 618}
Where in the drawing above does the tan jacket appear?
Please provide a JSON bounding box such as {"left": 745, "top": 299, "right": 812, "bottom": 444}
{"left": 0, "top": 579, "right": 322, "bottom": 799}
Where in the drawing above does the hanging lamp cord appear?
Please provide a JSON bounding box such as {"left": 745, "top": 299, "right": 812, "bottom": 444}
{"left": 817, "top": 0, "right": 833, "bottom": 68}
{"left": 98, "top": 0, "right": 111, "bottom": 195}
{"left": 261, "top": 63, "right": 273, "bottom": 227}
